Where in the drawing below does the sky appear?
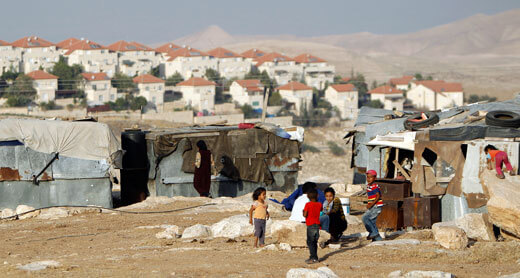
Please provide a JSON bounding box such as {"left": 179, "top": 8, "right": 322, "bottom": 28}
{"left": 2, "top": 0, "right": 519, "bottom": 45}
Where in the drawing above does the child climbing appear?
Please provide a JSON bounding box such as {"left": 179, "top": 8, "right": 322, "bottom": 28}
{"left": 484, "top": 145, "right": 515, "bottom": 179}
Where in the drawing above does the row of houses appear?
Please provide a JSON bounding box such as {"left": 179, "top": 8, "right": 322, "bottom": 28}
{"left": 0, "top": 36, "right": 335, "bottom": 89}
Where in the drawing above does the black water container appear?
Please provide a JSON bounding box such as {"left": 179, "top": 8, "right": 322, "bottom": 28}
{"left": 120, "top": 129, "right": 149, "bottom": 205}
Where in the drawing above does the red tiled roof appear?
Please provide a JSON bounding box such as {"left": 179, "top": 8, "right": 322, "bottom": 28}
{"left": 341, "top": 77, "right": 351, "bottom": 83}
{"left": 293, "top": 54, "right": 326, "bottom": 63}
{"left": 81, "top": 72, "right": 110, "bottom": 81}
{"left": 108, "top": 40, "right": 152, "bottom": 52}
{"left": 166, "top": 47, "right": 208, "bottom": 61}
{"left": 0, "top": 40, "right": 11, "bottom": 46}
{"left": 276, "top": 81, "right": 312, "bottom": 91}
{"left": 330, "top": 84, "right": 356, "bottom": 92}
{"left": 368, "top": 85, "right": 403, "bottom": 95}
{"left": 177, "top": 77, "right": 216, "bottom": 87}
{"left": 64, "top": 39, "right": 106, "bottom": 55}
{"left": 133, "top": 74, "right": 164, "bottom": 84}
{"left": 207, "top": 47, "right": 241, "bottom": 58}
{"left": 415, "top": 80, "right": 463, "bottom": 93}
{"left": 241, "top": 48, "right": 266, "bottom": 60}
{"left": 11, "top": 36, "right": 54, "bottom": 48}
{"left": 389, "top": 76, "right": 414, "bottom": 86}
{"left": 235, "top": 79, "right": 263, "bottom": 92}
{"left": 26, "top": 70, "right": 58, "bottom": 80}
{"left": 256, "top": 52, "right": 294, "bottom": 66}
{"left": 155, "top": 42, "right": 182, "bottom": 53}
{"left": 56, "top": 38, "right": 80, "bottom": 49}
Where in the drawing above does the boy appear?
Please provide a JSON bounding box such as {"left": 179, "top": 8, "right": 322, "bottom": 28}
{"left": 362, "top": 170, "right": 383, "bottom": 242}
{"left": 303, "top": 187, "right": 322, "bottom": 264}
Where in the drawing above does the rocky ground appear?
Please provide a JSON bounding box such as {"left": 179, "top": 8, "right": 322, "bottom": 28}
{"left": 1, "top": 126, "right": 520, "bottom": 277}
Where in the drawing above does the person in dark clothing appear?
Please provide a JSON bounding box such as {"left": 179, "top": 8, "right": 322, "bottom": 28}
{"left": 193, "top": 140, "right": 214, "bottom": 197}
{"left": 319, "top": 187, "right": 348, "bottom": 247}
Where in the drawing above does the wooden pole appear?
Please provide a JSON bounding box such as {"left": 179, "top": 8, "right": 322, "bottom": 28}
{"left": 261, "top": 86, "right": 270, "bottom": 123}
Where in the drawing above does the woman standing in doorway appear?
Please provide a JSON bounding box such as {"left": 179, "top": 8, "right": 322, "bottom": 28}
{"left": 194, "top": 140, "right": 214, "bottom": 197}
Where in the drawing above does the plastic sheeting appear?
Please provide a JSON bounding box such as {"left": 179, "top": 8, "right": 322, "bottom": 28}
{"left": 0, "top": 119, "right": 121, "bottom": 162}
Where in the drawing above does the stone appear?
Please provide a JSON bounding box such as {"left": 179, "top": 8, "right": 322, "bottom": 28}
{"left": 256, "top": 244, "right": 278, "bottom": 252}
{"left": 329, "top": 183, "right": 346, "bottom": 195}
{"left": 210, "top": 214, "right": 255, "bottom": 239}
{"left": 270, "top": 220, "right": 330, "bottom": 247}
{"left": 388, "top": 270, "right": 403, "bottom": 278}
{"left": 346, "top": 184, "right": 364, "bottom": 195}
{"left": 15, "top": 205, "right": 40, "bottom": 220}
{"left": 346, "top": 215, "right": 362, "bottom": 225}
{"left": 388, "top": 270, "right": 454, "bottom": 278}
{"left": 181, "top": 224, "right": 211, "bottom": 239}
{"left": 279, "top": 243, "right": 292, "bottom": 251}
{"left": 369, "top": 239, "right": 420, "bottom": 246}
{"left": 269, "top": 220, "right": 302, "bottom": 236}
{"left": 17, "top": 260, "right": 61, "bottom": 271}
{"left": 328, "top": 243, "right": 341, "bottom": 249}
{"left": 37, "top": 208, "right": 70, "bottom": 220}
{"left": 499, "top": 272, "right": 520, "bottom": 278}
{"left": 432, "top": 223, "right": 468, "bottom": 250}
{"left": 156, "top": 225, "right": 180, "bottom": 239}
{"left": 286, "top": 267, "right": 339, "bottom": 278}
{"left": 482, "top": 171, "right": 520, "bottom": 238}
{"left": 1, "top": 208, "right": 15, "bottom": 219}
{"left": 454, "top": 213, "right": 495, "bottom": 241}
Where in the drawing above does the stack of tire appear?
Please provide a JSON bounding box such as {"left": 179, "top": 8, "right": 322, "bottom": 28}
{"left": 403, "top": 112, "right": 440, "bottom": 131}
{"left": 485, "top": 111, "right": 520, "bottom": 128}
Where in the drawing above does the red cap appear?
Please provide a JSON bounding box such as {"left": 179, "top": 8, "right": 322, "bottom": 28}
{"left": 366, "top": 170, "right": 377, "bottom": 177}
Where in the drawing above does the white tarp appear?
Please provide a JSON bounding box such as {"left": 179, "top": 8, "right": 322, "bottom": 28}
{"left": 0, "top": 119, "right": 121, "bottom": 162}
{"left": 366, "top": 131, "right": 416, "bottom": 151}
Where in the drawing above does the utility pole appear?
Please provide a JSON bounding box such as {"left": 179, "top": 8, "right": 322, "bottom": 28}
{"left": 261, "top": 86, "right": 270, "bottom": 122}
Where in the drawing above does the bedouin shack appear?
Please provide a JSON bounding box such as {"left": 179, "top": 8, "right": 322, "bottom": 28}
{"left": 346, "top": 96, "right": 520, "bottom": 229}
{"left": 0, "top": 119, "right": 121, "bottom": 209}
{"left": 120, "top": 123, "right": 303, "bottom": 203}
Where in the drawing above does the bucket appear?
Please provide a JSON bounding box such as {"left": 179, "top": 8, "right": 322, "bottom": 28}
{"left": 340, "top": 197, "right": 350, "bottom": 216}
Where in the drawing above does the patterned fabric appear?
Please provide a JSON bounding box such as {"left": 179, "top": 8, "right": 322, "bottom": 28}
{"left": 367, "top": 183, "right": 383, "bottom": 207}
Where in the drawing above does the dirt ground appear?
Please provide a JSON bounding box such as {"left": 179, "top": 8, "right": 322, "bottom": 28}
{"left": 1, "top": 126, "right": 520, "bottom": 277}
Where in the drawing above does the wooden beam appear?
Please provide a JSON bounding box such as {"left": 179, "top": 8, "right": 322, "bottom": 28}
{"left": 393, "top": 160, "right": 411, "bottom": 180}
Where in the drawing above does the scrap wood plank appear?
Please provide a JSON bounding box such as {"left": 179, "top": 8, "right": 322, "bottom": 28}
{"left": 393, "top": 160, "right": 411, "bottom": 180}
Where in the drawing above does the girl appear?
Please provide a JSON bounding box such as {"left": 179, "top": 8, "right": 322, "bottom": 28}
{"left": 193, "top": 140, "right": 215, "bottom": 197}
{"left": 319, "top": 187, "right": 348, "bottom": 247}
{"left": 485, "top": 145, "right": 515, "bottom": 179}
{"left": 249, "top": 187, "right": 269, "bottom": 248}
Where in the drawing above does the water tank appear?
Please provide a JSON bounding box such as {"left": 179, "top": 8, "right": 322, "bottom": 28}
{"left": 121, "top": 130, "right": 147, "bottom": 169}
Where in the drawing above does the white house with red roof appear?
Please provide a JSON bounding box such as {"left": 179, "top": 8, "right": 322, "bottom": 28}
{"left": 276, "top": 81, "right": 313, "bottom": 116}
{"left": 207, "top": 47, "right": 250, "bottom": 79}
{"left": 406, "top": 80, "right": 463, "bottom": 110}
{"left": 294, "top": 54, "right": 335, "bottom": 90}
{"left": 11, "top": 36, "right": 59, "bottom": 73}
{"left": 108, "top": 41, "right": 158, "bottom": 76}
{"left": 26, "top": 70, "right": 58, "bottom": 102}
{"left": 229, "top": 79, "right": 264, "bottom": 109}
{"left": 389, "top": 75, "right": 414, "bottom": 91}
{"left": 177, "top": 77, "right": 216, "bottom": 113}
{"left": 0, "top": 40, "right": 22, "bottom": 73}
{"left": 240, "top": 48, "right": 266, "bottom": 66}
{"left": 325, "top": 84, "right": 358, "bottom": 119}
{"left": 56, "top": 38, "right": 81, "bottom": 55}
{"left": 160, "top": 46, "right": 217, "bottom": 79}
{"left": 256, "top": 52, "right": 301, "bottom": 86}
{"left": 368, "top": 85, "right": 404, "bottom": 111}
{"left": 61, "top": 39, "right": 117, "bottom": 77}
{"left": 81, "top": 72, "right": 118, "bottom": 105}
{"left": 133, "top": 74, "right": 165, "bottom": 107}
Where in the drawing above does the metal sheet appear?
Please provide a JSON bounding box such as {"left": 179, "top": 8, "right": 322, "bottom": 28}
{"left": 52, "top": 156, "right": 109, "bottom": 179}
{"left": 0, "top": 145, "right": 53, "bottom": 181}
{"left": 440, "top": 194, "right": 488, "bottom": 222}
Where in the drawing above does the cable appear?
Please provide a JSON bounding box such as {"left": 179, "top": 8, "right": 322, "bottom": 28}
{"left": 0, "top": 203, "right": 217, "bottom": 221}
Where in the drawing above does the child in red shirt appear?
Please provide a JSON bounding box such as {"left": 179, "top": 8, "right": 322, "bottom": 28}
{"left": 303, "top": 187, "right": 322, "bottom": 264}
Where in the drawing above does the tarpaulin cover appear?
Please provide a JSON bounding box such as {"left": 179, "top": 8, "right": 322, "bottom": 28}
{"left": 0, "top": 119, "right": 121, "bottom": 162}
{"left": 429, "top": 125, "right": 520, "bottom": 141}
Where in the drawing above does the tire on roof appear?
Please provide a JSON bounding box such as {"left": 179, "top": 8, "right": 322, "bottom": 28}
{"left": 404, "top": 112, "right": 439, "bottom": 130}
{"left": 485, "top": 111, "right": 520, "bottom": 128}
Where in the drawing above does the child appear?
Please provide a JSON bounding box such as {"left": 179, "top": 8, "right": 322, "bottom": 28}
{"left": 362, "top": 170, "right": 383, "bottom": 242}
{"left": 303, "top": 188, "right": 322, "bottom": 264}
{"left": 485, "top": 145, "right": 515, "bottom": 179}
{"left": 319, "top": 187, "right": 348, "bottom": 247}
{"left": 249, "top": 187, "right": 269, "bottom": 248}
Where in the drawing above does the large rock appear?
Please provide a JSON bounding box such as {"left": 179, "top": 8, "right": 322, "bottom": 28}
{"left": 329, "top": 183, "right": 347, "bottom": 195}
{"left": 16, "top": 205, "right": 40, "bottom": 220}
{"left": 38, "top": 208, "right": 70, "bottom": 220}
{"left": 17, "top": 260, "right": 61, "bottom": 271}
{"left": 181, "top": 224, "right": 211, "bottom": 239}
{"left": 210, "top": 214, "right": 256, "bottom": 239}
{"left": 389, "top": 270, "right": 454, "bottom": 278}
{"left": 156, "top": 225, "right": 180, "bottom": 239}
{"left": 454, "top": 213, "right": 495, "bottom": 241}
{"left": 286, "top": 267, "right": 338, "bottom": 278}
{"left": 432, "top": 222, "right": 468, "bottom": 250}
{"left": 499, "top": 272, "right": 520, "bottom": 278}
{"left": 270, "top": 220, "right": 330, "bottom": 247}
{"left": 482, "top": 171, "right": 520, "bottom": 238}
{"left": 1, "top": 208, "right": 15, "bottom": 219}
